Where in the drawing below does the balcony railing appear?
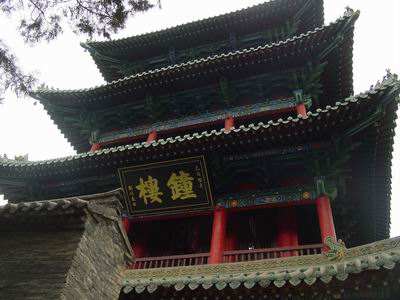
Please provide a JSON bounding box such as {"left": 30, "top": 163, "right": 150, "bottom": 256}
{"left": 132, "top": 244, "right": 323, "bottom": 269}
{"left": 132, "top": 252, "right": 210, "bottom": 269}
{"left": 223, "top": 244, "right": 323, "bottom": 263}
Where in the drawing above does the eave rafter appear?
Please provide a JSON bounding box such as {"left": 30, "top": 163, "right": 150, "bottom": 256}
{"left": 3, "top": 73, "right": 398, "bottom": 175}
{"left": 82, "top": 0, "right": 324, "bottom": 82}
{"left": 30, "top": 10, "right": 358, "bottom": 152}
{"left": 121, "top": 236, "right": 400, "bottom": 294}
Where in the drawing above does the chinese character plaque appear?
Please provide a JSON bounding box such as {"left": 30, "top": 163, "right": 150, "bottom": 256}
{"left": 118, "top": 156, "right": 213, "bottom": 216}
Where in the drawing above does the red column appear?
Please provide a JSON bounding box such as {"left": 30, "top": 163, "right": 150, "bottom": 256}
{"left": 90, "top": 143, "right": 101, "bottom": 152}
{"left": 296, "top": 103, "right": 307, "bottom": 117}
{"left": 224, "top": 116, "right": 235, "bottom": 131}
{"left": 209, "top": 207, "right": 227, "bottom": 264}
{"left": 316, "top": 195, "right": 336, "bottom": 252}
{"left": 122, "top": 217, "right": 130, "bottom": 234}
{"left": 146, "top": 130, "right": 157, "bottom": 143}
{"left": 276, "top": 207, "right": 298, "bottom": 257}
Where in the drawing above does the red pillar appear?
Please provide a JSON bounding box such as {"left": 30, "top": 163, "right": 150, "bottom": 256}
{"left": 90, "top": 143, "right": 101, "bottom": 152}
{"left": 209, "top": 207, "right": 227, "bottom": 264}
{"left": 316, "top": 195, "right": 336, "bottom": 252}
{"left": 146, "top": 130, "right": 157, "bottom": 143}
{"left": 122, "top": 217, "right": 130, "bottom": 234}
{"left": 276, "top": 207, "right": 298, "bottom": 257}
{"left": 296, "top": 103, "right": 307, "bottom": 117}
{"left": 224, "top": 116, "right": 235, "bottom": 131}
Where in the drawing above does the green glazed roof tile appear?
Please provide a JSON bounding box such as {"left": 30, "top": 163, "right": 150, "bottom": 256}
{"left": 121, "top": 236, "right": 400, "bottom": 294}
{"left": 30, "top": 11, "right": 357, "bottom": 152}
{"left": 2, "top": 72, "right": 398, "bottom": 170}
{"left": 31, "top": 11, "right": 357, "bottom": 102}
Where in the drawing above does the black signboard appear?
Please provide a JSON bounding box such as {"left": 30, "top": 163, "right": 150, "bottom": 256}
{"left": 118, "top": 156, "right": 213, "bottom": 216}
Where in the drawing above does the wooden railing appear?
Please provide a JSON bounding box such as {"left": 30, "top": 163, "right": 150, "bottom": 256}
{"left": 223, "top": 244, "right": 323, "bottom": 263}
{"left": 132, "top": 252, "right": 210, "bottom": 269}
{"left": 132, "top": 244, "right": 323, "bottom": 269}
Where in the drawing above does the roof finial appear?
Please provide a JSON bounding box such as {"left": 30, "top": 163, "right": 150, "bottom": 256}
{"left": 344, "top": 6, "right": 355, "bottom": 17}
{"left": 385, "top": 68, "right": 392, "bottom": 79}
{"left": 382, "top": 69, "right": 399, "bottom": 83}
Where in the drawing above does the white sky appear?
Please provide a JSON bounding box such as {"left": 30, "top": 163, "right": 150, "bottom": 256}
{"left": 0, "top": 0, "right": 399, "bottom": 235}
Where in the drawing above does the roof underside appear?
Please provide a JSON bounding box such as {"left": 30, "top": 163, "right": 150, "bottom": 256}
{"left": 14, "top": 74, "right": 397, "bottom": 173}
{"left": 31, "top": 11, "right": 357, "bottom": 152}
{"left": 5, "top": 75, "right": 400, "bottom": 243}
{"left": 83, "top": 0, "right": 324, "bottom": 82}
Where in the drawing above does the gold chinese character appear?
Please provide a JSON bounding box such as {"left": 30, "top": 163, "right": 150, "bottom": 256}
{"left": 136, "top": 176, "right": 163, "bottom": 205}
{"left": 167, "top": 170, "right": 197, "bottom": 200}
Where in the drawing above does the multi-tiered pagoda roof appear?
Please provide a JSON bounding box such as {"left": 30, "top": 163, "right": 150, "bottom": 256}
{"left": 82, "top": 0, "right": 324, "bottom": 82}
{"left": 31, "top": 8, "right": 356, "bottom": 152}
{"left": 1, "top": 0, "right": 399, "bottom": 298}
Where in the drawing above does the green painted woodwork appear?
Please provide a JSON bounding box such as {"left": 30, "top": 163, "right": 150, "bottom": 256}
{"left": 97, "top": 96, "right": 307, "bottom": 144}
{"left": 31, "top": 11, "right": 359, "bottom": 152}
{"left": 1, "top": 57, "right": 399, "bottom": 247}
{"left": 57, "top": 63, "right": 325, "bottom": 141}
{"left": 110, "top": 23, "right": 298, "bottom": 78}
{"left": 216, "top": 186, "right": 319, "bottom": 208}
{"left": 82, "top": 0, "right": 324, "bottom": 82}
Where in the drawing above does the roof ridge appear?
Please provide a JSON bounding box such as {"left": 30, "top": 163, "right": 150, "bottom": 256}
{"left": 81, "top": 0, "right": 289, "bottom": 49}
{"left": 11, "top": 72, "right": 398, "bottom": 167}
{"left": 33, "top": 9, "right": 358, "bottom": 96}
{"left": 0, "top": 197, "right": 88, "bottom": 215}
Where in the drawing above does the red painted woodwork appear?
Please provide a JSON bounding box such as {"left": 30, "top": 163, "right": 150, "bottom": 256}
{"left": 122, "top": 217, "right": 130, "bottom": 234}
{"left": 129, "top": 199, "right": 314, "bottom": 223}
{"left": 130, "top": 244, "right": 324, "bottom": 269}
{"left": 132, "top": 252, "right": 210, "bottom": 269}
{"left": 224, "top": 116, "right": 235, "bottom": 131}
{"left": 225, "top": 228, "right": 237, "bottom": 263}
{"left": 223, "top": 244, "right": 323, "bottom": 263}
{"left": 90, "top": 143, "right": 101, "bottom": 152}
{"left": 132, "top": 243, "right": 146, "bottom": 260}
{"left": 225, "top": 231, "right": 237, "bottom": 251}
{"left": 146, "top": 130, "right": 157, "bottom": 142}
{"left": 316, "top": 195, "right": 337, "bottom": 252}
{"left": 130, "top": 209, "right": 213, "bottom": 223}
{"left": 236, "top": 182, "right": 257, "bottom": 192}
{"left": 276, "top": 207, "right": 299, "bottom": 257}
{"left": 209, "top": 207, "right": 227, "bottom": 264}
{"left": 296, "top": 103, "right": 307, "bottom": 117}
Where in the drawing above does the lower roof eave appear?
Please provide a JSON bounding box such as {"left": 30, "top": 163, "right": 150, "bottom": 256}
{"left": 122, "top": 236, "right": 400, "bottom": 295}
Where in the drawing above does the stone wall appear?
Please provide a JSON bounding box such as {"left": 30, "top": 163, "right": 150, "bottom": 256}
{"left": 62, "top": 214, "right": 128, "bottom": 299}
{"left": 0, "top": 228, "right": 83, "bottom": 299}
{"left": 0, "top": 192, "right": 132, "bottom": 299}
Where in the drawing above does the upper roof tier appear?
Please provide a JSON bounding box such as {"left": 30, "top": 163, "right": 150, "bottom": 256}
{"left": 81, "top": 0, "right": 324, "bottom": 82}
{"left": 31, "top": 10, "right": 358, "bottom": 152}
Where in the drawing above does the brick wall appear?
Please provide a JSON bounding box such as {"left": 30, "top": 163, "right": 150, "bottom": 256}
{"left": 0, "top": 195, "right": 131, "bottom": 300}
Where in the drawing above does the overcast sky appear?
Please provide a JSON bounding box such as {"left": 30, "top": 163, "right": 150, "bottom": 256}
{"left": 0, "top": 0, "right": 399, "bottom": 235}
